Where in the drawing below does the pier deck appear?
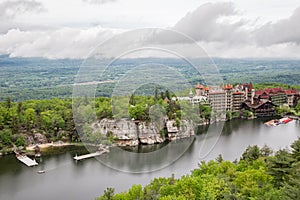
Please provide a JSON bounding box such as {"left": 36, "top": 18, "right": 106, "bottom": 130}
{"left": 73, "top": 148, "right": 109, "bottom": 161}
{"left": 16, "top": 155, "right": 38, "bottom": 167}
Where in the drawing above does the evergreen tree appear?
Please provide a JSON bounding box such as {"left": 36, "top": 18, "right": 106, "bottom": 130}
{"left": 17, "top": 102, "right": 22, "bottom": 114}
{"left": 129, "top": 94, "right": 136, "bottom": 106}
{"left": 291, "top": 138, "right": 300, "bottom": 162}
{"left": 160, "top": 92, "right": 165, "bottom": 100}
{"left": 267, "top": 149, "right": 294, "bottom": 188}
{"left": 241, "top": 145, "right": 261, "bottom": 162}
{"left": 5, "top": 97, "right": 11, "bottom": 109}
{"left": 165, "top": 90, "right": 170, "bottom": 100}
{"left": 216, "top": 154, "right": 224, "bottom": 164}
{"left": 261, "top": 144, "right": 273, "bottom": 157}
{"left": 282, "top": 162, "right": 300, "bottom": 200}
{"left": 154, "top": 86, "right": 159, "bottom": 102}
{"left": 99, "top": 188, "right": 115, "bottom": 200}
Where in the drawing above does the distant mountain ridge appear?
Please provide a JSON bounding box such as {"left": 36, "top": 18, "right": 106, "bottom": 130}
{"left": 0, "top": 55, "right": 299, "bottom": 101}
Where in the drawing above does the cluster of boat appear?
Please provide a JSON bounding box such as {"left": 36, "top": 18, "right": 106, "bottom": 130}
{"left": 264, "top": 117, "right": 293, "bottom": 126}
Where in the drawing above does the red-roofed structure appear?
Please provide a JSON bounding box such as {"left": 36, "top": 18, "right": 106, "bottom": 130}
{"left": 223, "top": 84, "right": 233, "bottom": 90}
{"left": 255, "top": 88, "right": 288, "bottom": 106}
{"left": 195, "top": 83, "right": 204, "bottom": 96}
{"left": 285, "top": 89, "right": 298, "bottom": 95}
{"left": 285, "top": 89, "right": 300, "bottom": 106}
{"left": 242, "top": 83, "right": 253, "bottom": 91}
{"left": 195, "top": 83, "right": 204, "bottom": 89}
{"left": 241, "top": 83, "right": 253, "bottom": 100}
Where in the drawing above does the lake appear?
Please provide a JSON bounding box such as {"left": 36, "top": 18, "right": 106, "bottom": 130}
{"left": 0, "top": 118, "right": 299, "bottom": 200}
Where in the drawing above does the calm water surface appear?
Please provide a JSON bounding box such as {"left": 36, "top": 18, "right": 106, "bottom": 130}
{"left": 0, "top": 119, "right": 299, "bottom": 200}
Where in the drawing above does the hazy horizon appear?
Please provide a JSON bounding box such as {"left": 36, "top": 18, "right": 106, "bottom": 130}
{"left": 1, "top": 0, "right": 300, "bottom": 59}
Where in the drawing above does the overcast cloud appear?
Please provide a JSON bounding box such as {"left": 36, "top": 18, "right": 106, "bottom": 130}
{"left": 0, "top": 0, "right": 44, "bottom": 20}
{"left": 82, "top": 0, "right": 117, "bottom": 4}
{"left": 254, "top": 6, "right": 300, "bottom": 46}
{"left": 0, "top": 27, "right": 120, "bottom": 59}
{"left": 0, "top": 0, "right": 46, "bottom": 33}
{"left": 0, "top": 1, "right": 300, "bottom": 59}
{"left": 172, "top": 2, "right": 248, "bottom": 44}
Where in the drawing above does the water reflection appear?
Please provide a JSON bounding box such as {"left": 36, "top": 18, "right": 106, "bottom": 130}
{"left": 0, "top": 119, "right": 299, "bottom": 200}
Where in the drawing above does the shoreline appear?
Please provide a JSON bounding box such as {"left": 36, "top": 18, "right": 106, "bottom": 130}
{"left": 26, "top": 142, "right": 76, "bottom": 151}
{"left": 1, "top": 115, "right": 298, "bottom": 157}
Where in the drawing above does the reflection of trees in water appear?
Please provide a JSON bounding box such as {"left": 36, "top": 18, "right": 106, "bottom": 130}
{"left": 0, "top": 155, "right": 24, "bottom": 176}
{"left": 196, "top": 119, "right": 262, "bottom": 136}
{"left": 196, "top": 124, "right": 209, "bottom": 134}
{"left": 222, "top": 121, "right": 233, "bottom": 136}
{"left": 119, "top": 141, "right": 169, "bottom": 153}
{"left": 97, "top": 137, "right": 195, "bottom": 173}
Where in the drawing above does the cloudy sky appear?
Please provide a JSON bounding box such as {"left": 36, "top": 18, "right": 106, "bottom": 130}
{"left": 1, "top": 0, "right": 300, "bottom": 59}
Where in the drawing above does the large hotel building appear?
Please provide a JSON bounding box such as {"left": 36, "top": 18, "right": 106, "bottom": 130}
{"left": 175, "top": 83, "right": 299, "bottom": 117}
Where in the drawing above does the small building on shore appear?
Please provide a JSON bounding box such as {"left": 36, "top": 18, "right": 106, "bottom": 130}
{"left": 241, "top": 99, "right": 276, "bottom": 117}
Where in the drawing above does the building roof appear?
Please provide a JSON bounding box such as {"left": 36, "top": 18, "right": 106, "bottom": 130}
{"left": 195, "top": 83, "right": 204, "bottom": 89}
{"left": 285, "top": 89, "right": 299, "bottom": 95}
{"left": 242, "top": 83, "right": 253, "bottom": 91}
{"left": 243, "top": 99, "right": 275, "bottom": 109}
{"left": 223, "top": 84, "right": 233, "bottom": 90}
{"left": 256, "top": 87, "right": 296, "bottom": 97}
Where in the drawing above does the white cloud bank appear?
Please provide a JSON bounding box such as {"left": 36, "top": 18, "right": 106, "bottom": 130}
{"left": 172, "top": 2, "right": 247, "bottom": 44}
{"left": 254, "top": 6, "right": 300, "bottom": 46}
{"left": 1, "top": 2, "right": 300, "bottom": 59}
{"left": 0, "top": 0, "right": 46, "bottom": 33}
{"left": 0, "top": 27, "right": 121, "bottom": 59}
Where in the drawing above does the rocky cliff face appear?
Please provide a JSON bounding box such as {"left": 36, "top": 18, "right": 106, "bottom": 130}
{"left": 94, "top": 118, "right": 194, "bottom": 146}
{"left": 166, "top": 120, "right": 195, "bottom": 140}
{"left": 25, "top": 132, "right": 48, "bottom": 146}
{"left": 95, "top": 119, "right": 139, "bottom": 146}
{"left": 137, "top": 121, "right": 165, "bottom": 144}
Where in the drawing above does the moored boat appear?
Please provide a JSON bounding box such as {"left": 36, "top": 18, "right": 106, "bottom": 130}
{"left": 264, "top": 119, "right": 280, "bottom": 126}
{"left": 37, "top": 170, "right": 45, "bottom": 174}
{"left": 279, "top": 117, "right": 293, "bottom": 124}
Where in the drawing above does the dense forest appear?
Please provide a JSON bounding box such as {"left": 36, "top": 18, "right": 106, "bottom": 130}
{"left": 1, "top": 55, "right": 300, "bottom": 101}
{"left": 253, "top": 83, "right": 300, "bottom": 91}
{"left": 1, "top": 85, "right": 300, "bottom": 153}
{"left": 0, "top": 98, "right": 77, "bottom": 151}
{"left": 0, "top": 89, "right": 215, "bottom": 152}
{"left": 98, "top": 138, "right": 300, "bottom": 200}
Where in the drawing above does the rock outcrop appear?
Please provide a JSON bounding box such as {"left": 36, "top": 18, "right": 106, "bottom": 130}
{"left": 93, "top": 118, "right": 195, "bottom": 146}
{"left": 95, "top": 119, "right": 139, "bottom": 146}
{"left": 34, "top": 133, "right": 48, "bottom": 144}
{"left": 138, "top": 121, "right": 165, "bottom": 144}
{"left": 166, "top": 120, "right": 195, "bottom": 140}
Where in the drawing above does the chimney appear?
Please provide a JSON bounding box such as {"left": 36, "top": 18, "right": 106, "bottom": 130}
{"left": 251, "top": 89, "right": 255, "bottom": 104}
{"left": 245, "top": 87, "right": 248, "bottom": 100}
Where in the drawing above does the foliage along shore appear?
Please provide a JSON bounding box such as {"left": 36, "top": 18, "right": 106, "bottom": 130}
{"left": 1, "top": 83, "right": 299, "bottom": 154}
{"left": 0, "top": 87, "right": 214, "bottom": 154}
{"left": 98, "top": 138, "right": 300, "bottom": 200}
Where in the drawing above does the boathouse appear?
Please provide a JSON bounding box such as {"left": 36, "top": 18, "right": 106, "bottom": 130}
{"left": 241, "top": 99, "right": 276, "bottom": 117}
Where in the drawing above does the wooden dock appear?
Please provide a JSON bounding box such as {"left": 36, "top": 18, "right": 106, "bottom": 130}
{"left": 73, "top": 148, "right": 109, "bottom": 161}
{"left": 13, "top": 145, "right": 38, "bottom": 167}
{"left": 16, "top": 155, "right": 38, "bottom": 167}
